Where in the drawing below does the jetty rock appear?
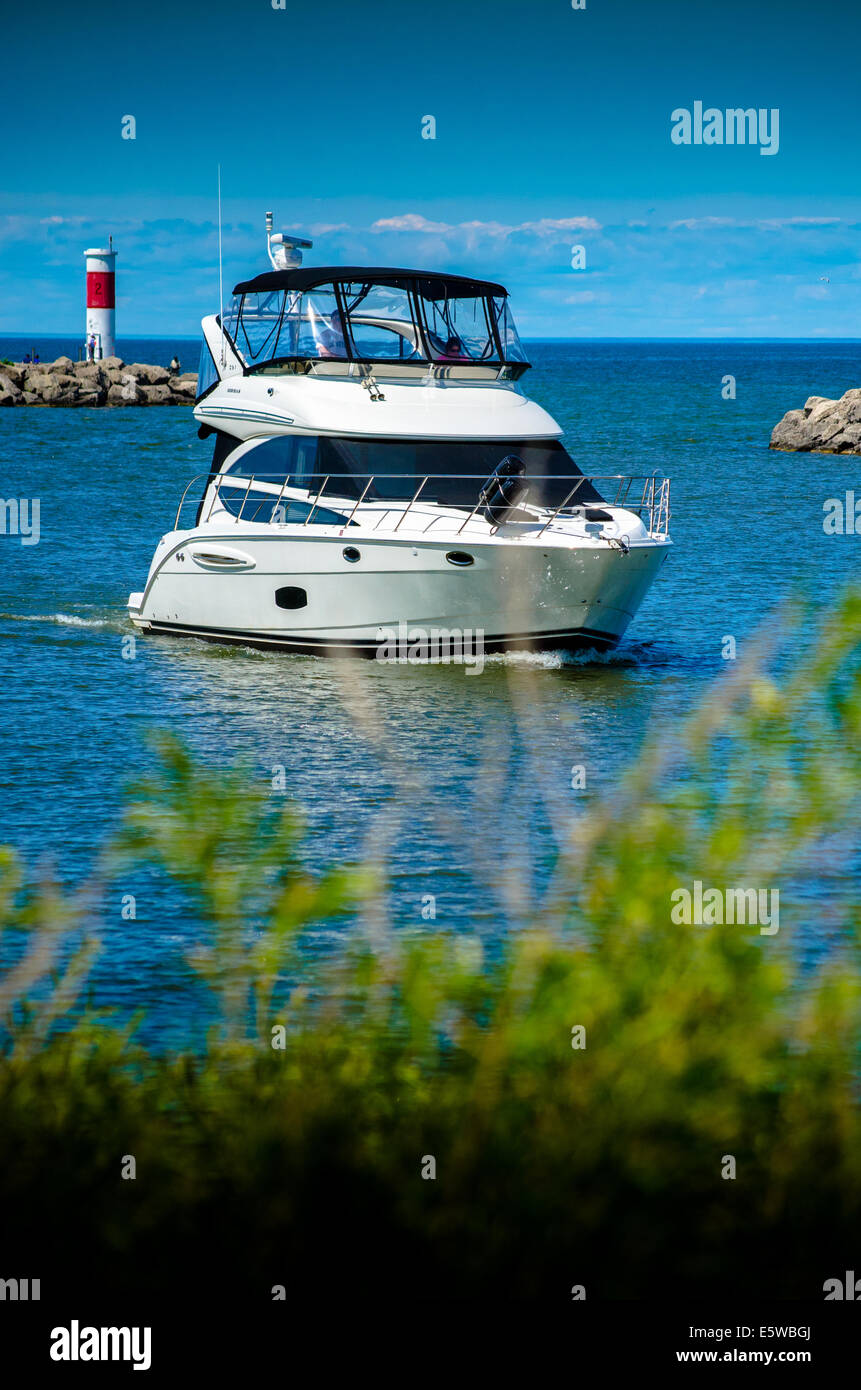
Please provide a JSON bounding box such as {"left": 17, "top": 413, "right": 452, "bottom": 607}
{"left": 770, "top": 389, "right": 861, "bottom": 454}
{"left": 0, "top": 356, "right": 198, "bottom": 407}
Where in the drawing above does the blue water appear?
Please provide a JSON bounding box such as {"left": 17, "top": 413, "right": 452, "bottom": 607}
{"left": 1, "top": 340, "right": 859, "bottom": 1046}
{"left": 0, "top": 334, "right": 198, "bottom": 371}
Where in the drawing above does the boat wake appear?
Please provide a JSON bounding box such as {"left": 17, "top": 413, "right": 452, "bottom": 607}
{"left": 485, "top": 638, "right": 674, "bottom": 670}
{"left": 1, "top": 610, "right": 122, "bottom": 631}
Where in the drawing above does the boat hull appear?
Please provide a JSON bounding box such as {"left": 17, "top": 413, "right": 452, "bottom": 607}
{"left": 128, "top": 530, "right": 670, "bottom": 657}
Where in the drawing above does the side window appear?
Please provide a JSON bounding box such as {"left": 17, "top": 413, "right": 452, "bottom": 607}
{"left": 417, "top": 294, "right": 494, "bottom": 362}
{"left": 235, "top": 291, "right": 284, "bottom": 362}
{"left": 194, "top": 431, "right": 243, "bottom": 525}
{"left": 224, "top": 436, "right": 321, "bottom": 488}
{"left": 296, "top": 288, "right": 344, "bottom": 358}
{"left": 217, "top": 486, "right": 353, "bottom": 527}
{"left": 341, "top": 282, "right": 421, "bottom": 362}
{"left": 197, "top": 340, "right": 220, "bottom": 398}
{"left": 348, "top": 322, "right": 417, "bottom": 361}
{"left": 225, "top": 437, "right": 297, "bottom": 484}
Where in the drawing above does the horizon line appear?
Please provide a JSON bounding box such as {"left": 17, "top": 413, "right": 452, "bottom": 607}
{"left": 2, "top": 332, "right": 861, "bottom": 345}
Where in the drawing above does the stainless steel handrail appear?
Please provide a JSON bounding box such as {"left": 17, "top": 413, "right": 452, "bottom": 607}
{"left": 393, "top": 476, "right": 428, "bottom": 533}
{"left": 303, "top": 475, "right": 330, "bottom": 527}
{"left": 174, "top": 474, "right": 209, "bottom": 529}
{"left": 235, "top": 475, "right": 256, "bottom": 523}
{"left": 175, "top": 470, "right": 671, "bottom": 537}
{"left": 535, "top": 477, "right": 588, "bottom": 539}
{"left": 340, "top": 476, "right": 373, "bottom": 531}
{"left": 271, "top": 473, "right": 293, "bottom": 522}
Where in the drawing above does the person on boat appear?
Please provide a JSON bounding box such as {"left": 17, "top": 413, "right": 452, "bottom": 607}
{"left": 317, "top": 310, "right": 346, "bottom": 357}
{"left": 169, "top": 355, "right": 180, "bottom": 375}
{"left": 443, "top": 334, "right": 470, "bottom": 361}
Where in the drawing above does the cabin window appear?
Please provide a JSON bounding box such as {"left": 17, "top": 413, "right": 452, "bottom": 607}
{"left": 340, "top": 282, "right": 424, "bottom": 362}
{"left": 294, "top": 287, "right": 344, "bottom": 359}
{"left": 490, "top": 297, "right": 528, "bottom": 364}
{"left": 224, "top": 437, "right": 604, "bottom": 509}
{"left": 224, "top": 436, "right": 319, "bottom": 487}
{"left": 414, "top": 291, "right": 495, "bottom": 363}
{"left": 216, "top": 486, "right": 353, "bottom": 527}
{"left": 229, "top": 290, "right": 285, "bottom": 363}
{"left": 221, "top": 280, "right": 530, "bottom": 370}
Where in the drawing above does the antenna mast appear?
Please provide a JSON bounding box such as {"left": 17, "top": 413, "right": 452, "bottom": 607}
{"left": 217, "top": 166, "right": 225, "bottom": 366}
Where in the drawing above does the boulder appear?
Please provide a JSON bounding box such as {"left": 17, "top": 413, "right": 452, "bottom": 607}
{"left": 169, "top": 377, "right": 197, "bottom": 400}
{"left": 0, "top": 372, "right": 23, "bottom": 405}
{"left": 140, "top": 383, "right": 174, "bottom": 405}
{"left": 770, "top": 389, "right": 861, "bottom": 454}
{"left": 839, "top": 389, "right": 861, "bottom": 423}
{"left": 6, "top": 359, "right": 197, "bottom": 406}
{"left": 106, "top": 378, "right": 143, "bottom": 404}
{"left": 23, "top": 372, "right": 55, "bottom": 395}
{"left": 39, "top": 375, "right": 81, "bottom": 405}
{"left": 806, "top": 399, "right": 839, "bottom": 427}
{"left": 119, "top": 373, "right": 142, "bottom": 402}
{"left": 770, "top": 409, "right": 808, "bottom": 451}
{"left": 126, "top": 362, "right": 170, "bottom": 385}
{"left": 830, "top": 424, "right": 861, "bottom": 452}
{"left": 75, "top": 367, "right": 108, "bottom": 392}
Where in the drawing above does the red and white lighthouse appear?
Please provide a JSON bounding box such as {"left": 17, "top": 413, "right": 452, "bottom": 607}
{"left": 84, "top": 241, "right": 116, "bottom": 360}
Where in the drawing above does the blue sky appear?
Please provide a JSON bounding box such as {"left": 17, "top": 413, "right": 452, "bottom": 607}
{"left": 2, "top": 0, "right": 859, "bottom": 337}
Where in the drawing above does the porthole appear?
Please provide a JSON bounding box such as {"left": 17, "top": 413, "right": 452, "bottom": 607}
{"left": 275, "top": 586, "right": 307, "bottom": 610}
{"left": 343, "top": 547, "right": 361, "bottom": 563}
{"left": 445, "top": 551, "right": 474, "bottom": 567}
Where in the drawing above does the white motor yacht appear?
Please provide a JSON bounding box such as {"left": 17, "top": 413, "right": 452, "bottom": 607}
{"left": 128, "top": 216, "right": 671, "bottom": 658}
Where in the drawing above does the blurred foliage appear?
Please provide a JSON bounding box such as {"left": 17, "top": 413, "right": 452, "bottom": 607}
{"left": 0, "top": 590, "right": 859, "bottom": 1299}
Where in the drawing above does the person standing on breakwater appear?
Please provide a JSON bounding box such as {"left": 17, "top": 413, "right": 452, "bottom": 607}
{"left": 169, "top": 355, "right": 180, "bottom": 375}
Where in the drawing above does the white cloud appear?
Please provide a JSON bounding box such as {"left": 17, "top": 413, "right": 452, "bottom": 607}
{"left": 372, "top": 214, "right": 453, "bottom": 233}
{"left": 669, "top": 215, "right": 842, "bottom": 232}
{"left": 518, "top": 217, "right": 601, "bottom": 235}
{"left": 370, "top": 213, "right": 602, "bottom": 238}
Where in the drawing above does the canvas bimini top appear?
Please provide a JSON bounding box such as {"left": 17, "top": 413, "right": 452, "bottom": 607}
{"left": 218, "top": 265, "right": 529, "bottom": 375}
{"left": 232, "top": 266, "right": 509, "bottom": 298}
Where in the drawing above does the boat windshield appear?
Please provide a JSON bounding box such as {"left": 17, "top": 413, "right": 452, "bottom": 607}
{"left": 222, "top": 435, "right": 604, "bottom": 509}
{"left": 219, "top": 272, "right": 529, "bottom": 371}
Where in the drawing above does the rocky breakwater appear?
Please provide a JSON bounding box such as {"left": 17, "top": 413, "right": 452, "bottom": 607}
{"left": 770, "top": 388, "right": 861, "bottom": 454}
{"left": 0, "top": 357, "right": 198, "bottom": 407}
